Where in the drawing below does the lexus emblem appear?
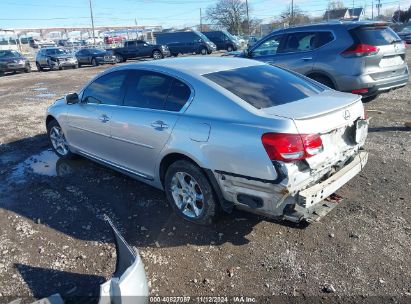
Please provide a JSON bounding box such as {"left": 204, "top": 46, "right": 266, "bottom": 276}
{"left": 343, "top": 110, "right": 351, "bottom": 120}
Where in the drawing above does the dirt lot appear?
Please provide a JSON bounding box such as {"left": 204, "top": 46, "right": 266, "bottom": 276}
{"left": 0, "top": 54, "right": 410, "bottom": 304}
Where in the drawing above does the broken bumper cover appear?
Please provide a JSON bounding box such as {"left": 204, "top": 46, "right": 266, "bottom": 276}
{"left": 99, "top": 218, "right": 149, "bottom": 304}
{"left": 295, "top": 151, "right": 368, "bottom": 222}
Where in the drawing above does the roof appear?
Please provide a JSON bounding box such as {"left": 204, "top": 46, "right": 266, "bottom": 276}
{"left": 324, "top": 8, "right": 348, "bottom": 20}
{"left": 348, "top": 8, "right": 364, "bottom": 17}
{"left": 119, "top": 57, "right": 263, "bottom": 76}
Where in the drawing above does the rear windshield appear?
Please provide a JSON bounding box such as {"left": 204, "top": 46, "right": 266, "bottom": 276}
{"left": 203, "top": 65, "right": 324, "bottom": 109}
{"left": 350, "top": 26, "right": 400, "bottom": 45}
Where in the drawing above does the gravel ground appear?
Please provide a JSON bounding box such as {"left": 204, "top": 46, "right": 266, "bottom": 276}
{"left": 0, "top": 54, "right": 410, "bottom": 304}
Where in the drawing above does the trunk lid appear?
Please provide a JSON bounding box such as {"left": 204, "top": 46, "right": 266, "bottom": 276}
{"left": 260, "top": 90, "right": 366, "bottom": 170}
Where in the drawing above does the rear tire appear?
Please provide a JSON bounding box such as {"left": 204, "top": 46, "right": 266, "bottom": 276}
{"left": 164, "top": 160, "right": 219, "bottom": 225}
{"left": 362, "top": 95, "right": 378, "bottom": 103}
{"left": 309, "top": 74, "right": 335, "bottom": 89}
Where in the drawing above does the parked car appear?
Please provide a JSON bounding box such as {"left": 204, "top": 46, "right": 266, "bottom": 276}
{"left": 56, "top": 39, "right": 68, "bottom": 46}
{"left": 156, "top": 31, "right": 216, "bottom": 56}
{"left": 232, "top": 21, "right": 409, "bottom": 101}
{"left": 247, "top": 36, "right": 259, "bottom": 48}
{"left": 0, "top": 50, "right": 31, "bottom": 75}
{"left": 108, "top": 40, "right": 170, "bottom": 63}
{"left": 397, "top": 26, "right": 411, "bottom": 43}
{"left": 36, "top": 47, "right": 78, "bottom": 71}
{"left": 202, "top": 30, "right": 240, "bottom": 51}
{"left": 29, "top": 38, "right": 56, "bottom": 48}
{"left": 104, "top": 36, "right": 124, "bottom": 44}
{"left": 45, "top": 57, "right": 368, "bottom": 225}
{"left": 86, "top": 37, "right": 104, "bottom": 45}
{"left": 76, "top": 48, "right": 116, "bottom": 66}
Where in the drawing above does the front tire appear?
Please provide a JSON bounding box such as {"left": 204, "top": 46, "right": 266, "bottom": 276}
{"left": 164, "top": 160, "right": 219, "bottom": 225}
{"left": 36, "top": 62, "right": 43, "bottom": 71}
{"left": 200, "top": 47, "right": 207, "bottom": 55}
{"left": 91, "top": 58, "right": 98, "bottom": 66}
{"left": 47, "top": 120, "right": 74, "bottom": 159}
{"left": 152, "top": 50, "right": 163, "bottom": 60}
{"left": 227, "top": 45, "right": 233, "bottom": 52}
{"left": 115, "top": 54, "right": 123, "bottom": 63}
{"left": 25, "top": 64, "right": 31, "bottom": 73}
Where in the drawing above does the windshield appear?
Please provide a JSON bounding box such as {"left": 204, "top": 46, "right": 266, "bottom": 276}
{"left": 0, "top": 50, "right": 20, "bottom": 58}
{"left": 45, "top": 48, "right": 67, "bottom": 55}
{"left": 351, "top": 26, "right": 401, "bottom": 45}
{"left": 204, "top": 64, "right": 324, "bottom": 109}
{"left": 222, "top": 30, "right": 237, "bottom": 42}
{"left": 194, "top": 30, "right": 212, "bottom": 43}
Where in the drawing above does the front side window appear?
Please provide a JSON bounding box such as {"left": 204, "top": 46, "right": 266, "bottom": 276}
{"left": 252, "top": 35, "right": 282, "bottom": 57}
{"left": 280, "top": 32, "right": 317, "bottom": 53}
{"left": 204, "top": 64, "right": 324, "bottom": 109}
{"left": 82, "top": 71, "right": 128, "bottom": 105}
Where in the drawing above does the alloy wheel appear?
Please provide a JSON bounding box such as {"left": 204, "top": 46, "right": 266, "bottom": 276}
{"left": 49, "top": 126, "right": 69, "bottom": 156}
{"left": 170, "top": 172, "right": 205, "bottom": 219}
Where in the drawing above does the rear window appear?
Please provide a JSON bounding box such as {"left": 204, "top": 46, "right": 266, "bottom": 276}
{"left": 350, "top": 26, "right": 400, "bottom": 45}
{"left": 203, "top": 65, "right": 324, "bottom": 109}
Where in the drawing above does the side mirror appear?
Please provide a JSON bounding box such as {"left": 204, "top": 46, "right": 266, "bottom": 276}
{"left": 66, "top": 92, "right": 79, "bottom": 104}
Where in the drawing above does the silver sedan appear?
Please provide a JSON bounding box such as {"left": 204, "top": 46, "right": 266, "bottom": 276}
{"left": 46, "top": 57, "right": 368, "bottom": 224}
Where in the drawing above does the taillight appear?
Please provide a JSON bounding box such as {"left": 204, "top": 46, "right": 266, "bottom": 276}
{"left": 352, "top": 88, "right": 369, "bottom": 94}
{"left": 341, "top": 44, "right": 379, "bottom": 57}
{"left": 261, "top": 133, "right": 323, "bottom": 162}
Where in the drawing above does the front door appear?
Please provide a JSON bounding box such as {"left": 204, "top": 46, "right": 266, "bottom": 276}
{"left": 65, "top": 70, "right": 129, "bottom": 160}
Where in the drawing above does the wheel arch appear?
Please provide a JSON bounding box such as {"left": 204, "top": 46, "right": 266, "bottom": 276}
{"left": 158, "top": 151, "right": 232, "bottom": 213}
{"left": 305, "top": 70, "right": 338, "bottom": 90}
{"left": 46, "top": 115, "right": 57, "bottom": 128}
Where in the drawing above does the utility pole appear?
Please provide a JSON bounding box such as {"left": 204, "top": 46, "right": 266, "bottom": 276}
{"left": 200, "top": 8, "right": 202, "bottom": 32}
{"left": 88, "top": 0, "right": 96, "bottom": 45}
{"left": 371, "top": 0, "right": 374, "bottom": 19}
{"left": 245, "top": 0, "right": 250, "bottom": 35}
{"left": 290, "top": 0, "right": 294, "bottom": 26}
{"left": 376, "top": 0, "right": 381, "bottom": 18}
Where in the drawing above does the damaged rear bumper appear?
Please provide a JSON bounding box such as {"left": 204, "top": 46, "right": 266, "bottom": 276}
{"left": 292, "top": 151, "right": 368, "bottom": 222}
{"left": 213, "top": 151, "right": 368, "bottom": 223}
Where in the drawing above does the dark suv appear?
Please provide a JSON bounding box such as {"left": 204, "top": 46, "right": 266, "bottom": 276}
{"left": 235, "top": 21, "right": 409, "bottom": 101}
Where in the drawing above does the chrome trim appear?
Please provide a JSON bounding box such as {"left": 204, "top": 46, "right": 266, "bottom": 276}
{"left": 111, "top": 135, "right": 154, "bottom": 149}
{"left": 77, "top": 150, "right": 153, "bottom": 180}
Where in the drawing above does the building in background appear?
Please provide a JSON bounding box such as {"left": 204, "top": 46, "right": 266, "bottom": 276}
{"left": 323, "top": 7, "right": 364, "bottom": 21}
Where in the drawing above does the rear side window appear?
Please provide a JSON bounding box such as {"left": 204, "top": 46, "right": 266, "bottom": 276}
{"left": 165, "top": 80, "right": 191, "bottom": 111}
{"left": 350, "top": 26, "right": 400, "bottom": 45}
{"left": 204, "top": 65, "right": 324, "bottom": 109}
{"left": 317, "top": 31, "right": 334, "bottom": 47}
{"left": 280, "top": 32, "right": 317, "bottom": 53}
{"left": 124, "top": 72, "right": 172, "bottom": 110}
{"left": 83, "top": 71, "right": 128, "bottom": 105}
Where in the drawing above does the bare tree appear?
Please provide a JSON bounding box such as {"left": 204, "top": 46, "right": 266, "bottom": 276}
{"left": 206, "top": 0, "right": 248, "bottom": 35}
{"left": 281, "top": 5, "right": 309, "bottom": 26}
{"left": 327, "top": 0, "right": 345, "bottom": 10}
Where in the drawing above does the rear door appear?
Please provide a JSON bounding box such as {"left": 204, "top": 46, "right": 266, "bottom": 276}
{"left": 348, "top": 25, "right": 407, "bottom": 81}
{"left": 109, "top": 70, "right": 192, "bottom": 179}
{"left": 271, "top": 31, "right": 319, "bottom": 74}
{"left": 65, "top": 71, "right": 128, "bottom": 160}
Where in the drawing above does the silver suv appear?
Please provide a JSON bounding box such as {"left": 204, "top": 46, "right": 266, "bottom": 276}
{"left": 35, "top": 47, "right": 78, "bottom": 71}
{"left": 239, "top": 21, "right": 409, "bottom": 101}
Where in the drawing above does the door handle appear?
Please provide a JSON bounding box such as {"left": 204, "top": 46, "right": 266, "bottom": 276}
{"left": 99, "top": 114, "right": 109, "bottom": 123}
{"left": 301, "top": 57, "right": 313, "bottom": 61}
{"left": 151, "top": 120, "right": 168, "bottom": 130}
